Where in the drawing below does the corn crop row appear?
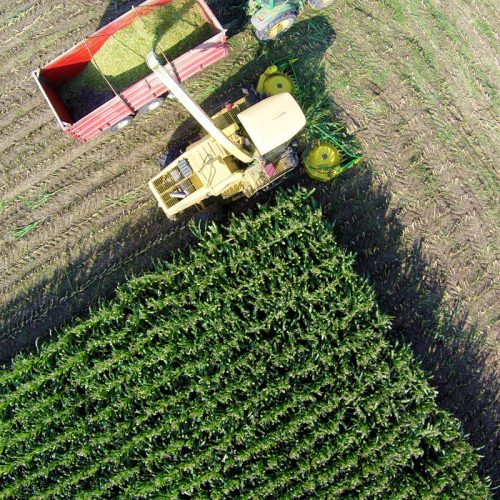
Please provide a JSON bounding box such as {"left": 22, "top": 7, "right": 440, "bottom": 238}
{"left": 0, "top": 189, "right": 490, "bottom": 498}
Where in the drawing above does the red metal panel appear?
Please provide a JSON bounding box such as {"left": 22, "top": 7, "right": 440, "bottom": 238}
{"left": 69, "top": 97, "right": 132, "bottom": 138}
{"left": 37, "top": 78, "right": 73, "bottom": 124}
{"left": 70, "top": 42, "right": 227, "bottom": 142}
{"left": 121, "top": 33, "right": 226, "bottom": 108}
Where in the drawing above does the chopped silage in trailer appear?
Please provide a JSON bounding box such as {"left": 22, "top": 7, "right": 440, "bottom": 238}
{"left": 58, "top": 0, "right": 214, "bottom": 120}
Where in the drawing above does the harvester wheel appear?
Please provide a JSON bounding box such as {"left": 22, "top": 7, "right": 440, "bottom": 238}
{"left": 304, "top": 142, "right": 342, "bottom": 182}
{"left": 109, "top": 116, "right": 134, "bottom": 133}
{"left": 254, "top": 11, "right": 297, "bottom": 41}
{"left": 137, "top": 97, "right": 165, "bottom": 115}
{"left": 308, "top": 0, "right": 335, "bottom": 9}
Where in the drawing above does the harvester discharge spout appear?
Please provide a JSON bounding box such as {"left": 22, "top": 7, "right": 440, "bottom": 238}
{"left": 146, "top": 52, "right": 254, "bottom": 163}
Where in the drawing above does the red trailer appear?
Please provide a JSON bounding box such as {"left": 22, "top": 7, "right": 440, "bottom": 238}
{"left": 32, "top": 0, "right": 228, "bottom": 143}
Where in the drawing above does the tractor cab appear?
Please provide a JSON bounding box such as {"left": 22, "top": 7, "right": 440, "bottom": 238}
{"left": 238, "top": 92, "right": 305, "bottom": 158}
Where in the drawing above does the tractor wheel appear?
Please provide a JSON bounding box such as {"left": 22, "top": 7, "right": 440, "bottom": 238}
{"left": 109, "top": 116, "right": 134, "bottom": 133}
{"left": 158, "top": 148, "right": 182, "bottom": 170}
{"left": 308, "top": 0, "right": 335, "bottom": 9}
{"left": 137, "top": 97, "right": 165, "bottom": 115}
{"left": 254, "top": 11, "right": 297, "bottom": 41}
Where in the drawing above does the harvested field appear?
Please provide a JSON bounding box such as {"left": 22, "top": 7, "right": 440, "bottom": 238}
{"left": 0, "top": 0, "right": 498, "bottom": 488}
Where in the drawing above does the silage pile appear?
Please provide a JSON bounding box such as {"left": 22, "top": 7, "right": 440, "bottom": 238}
{"left": 59, "top": 0, "right": 213, "bottom": 120}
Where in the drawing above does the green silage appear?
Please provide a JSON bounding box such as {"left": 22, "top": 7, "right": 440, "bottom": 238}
{"left": 58, "top": 0, "right": 213, "bottom": 115}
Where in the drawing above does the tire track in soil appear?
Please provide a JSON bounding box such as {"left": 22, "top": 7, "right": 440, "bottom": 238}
{"left": 0, "top": 163, "right": 145, "bottom": 261}
{"left": 1, "top": 3, "right": 63, "bottom": 47}
{"left": 0, "top": 98, "right": 187, "bottom": 209}
{"left": 0, "top": 108, "right": 55, "bottom": 156}
{"left": 0, "top": 138, "right": 74, "bottom": 199}
{"left": 0, "top": 116, "right": 182, "bottom": 289}
{"left": 0, "top": 88, "right": 187, "bottom": 196}
{"left": 0, "top": 124, "right": 70, "bottom": 180}
{"left": 0, "top": 0, "right": 62, "bottom": 23}
{"left": 0, "top": 96, "right": 49, "bottom": 139}
{"left": 0, "top": 77, "right": 39, "bottom": 113}
{"left": 0, "top": 1, "right": 44, "bottom": 22}
{"left": 0, "top": 200, "right": 155, "bottom": 333}
{"left": 0, "top": 177, "right": 148, "bottom": 293}
{"left": 0, "top": 2, "right": 104, "bottom": 62}
{"left": 0, "top": 191, "right": 151, "bottom": 310}
{"left": 0, "top": 11, "right": 105, "bottom": 88}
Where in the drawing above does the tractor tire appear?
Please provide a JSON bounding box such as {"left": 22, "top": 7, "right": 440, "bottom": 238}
{"left": 308, "top": 0, "right": 335, "bottom": 9}
{"left": 158, "top": 148, "right": 182, "bottom": 170}
{"left": 109, "top": 116, "right": 134, "bottom": 133}
{"left": 137, "top": 97, "right": 165, "bottom": 115}
{"left": 254, "top": 11, "right": 297, "bottom": 41}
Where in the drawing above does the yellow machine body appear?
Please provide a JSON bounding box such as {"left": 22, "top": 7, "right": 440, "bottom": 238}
{"left": 149, "top": 94, "right": 306, "bottom": 219}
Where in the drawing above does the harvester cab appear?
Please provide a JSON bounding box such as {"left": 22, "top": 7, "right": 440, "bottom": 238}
{"left": 251, "top": 0, "right": 334, "bottom": 41}
{"left": 146, "top": 53, "right": 306, "bottom": 220}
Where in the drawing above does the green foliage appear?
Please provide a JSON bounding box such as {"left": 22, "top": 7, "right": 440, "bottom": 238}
{"left": 23, "top": 192, "right": 56, "bottom": 210}
{"left": 104, "top": 192, "right": 139, "bottom": 206}
{"left": 10, "top": 219, "right": 44, "bottom": 239}
{"left": 0, "top": 190, "right": 490, "bottom": 498}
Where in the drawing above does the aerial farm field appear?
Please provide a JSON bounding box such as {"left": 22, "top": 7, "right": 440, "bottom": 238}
{"left": 0, "top": 0, "right": 498, "bottom": 486}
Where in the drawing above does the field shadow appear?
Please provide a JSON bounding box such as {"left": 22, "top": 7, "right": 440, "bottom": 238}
{"left": 1, "top": 7, "right": 498, "bottom": 489}
{"left": 98, "top": 0, "right": 146, "bottom": 29}
{"left": 302, "top": 168, "right": 499, "bottom": 486}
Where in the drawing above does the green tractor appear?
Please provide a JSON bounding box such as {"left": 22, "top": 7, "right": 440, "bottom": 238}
{"left": 249, "top": 0, "right": 334, "bottom": 41}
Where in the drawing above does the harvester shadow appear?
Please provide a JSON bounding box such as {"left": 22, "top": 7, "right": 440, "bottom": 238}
{"left": 162, "top": 13, "right": 498, "bottom": 481}
{"left": 0, "top": 16, "right": 337, "bottom": 362}
{"left": 303, "top": 169, "right": 499, "bottom": 485}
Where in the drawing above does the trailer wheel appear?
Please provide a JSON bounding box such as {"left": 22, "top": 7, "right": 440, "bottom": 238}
{"left": 137, "top": 97, "right": 165, "bottom": 115}
{"left": 109, "top": 116, "right": 134, "bottom": 133}
{"left": 308, "top": 0, "right": 335, "bottom": 8}
{"left": 254, "top": 11, "right": 297, "bottom": 41}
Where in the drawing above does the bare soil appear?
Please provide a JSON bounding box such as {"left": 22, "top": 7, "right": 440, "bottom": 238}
{"left": 0, "top": 0, "right": 498, "bottom": 488}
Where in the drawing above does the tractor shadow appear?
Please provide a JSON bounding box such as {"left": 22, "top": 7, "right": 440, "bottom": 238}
{"left": 98, "top": 0, "right": 250, "bottom": 33}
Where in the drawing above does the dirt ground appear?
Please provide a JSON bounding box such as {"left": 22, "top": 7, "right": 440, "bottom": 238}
{"left": 0, "top": 0, "right": 498, "bottom": 487}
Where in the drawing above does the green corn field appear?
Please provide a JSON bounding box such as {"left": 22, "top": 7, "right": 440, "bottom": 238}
{"left": 0, "top": 189, "right": 490, "bottom": 498}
